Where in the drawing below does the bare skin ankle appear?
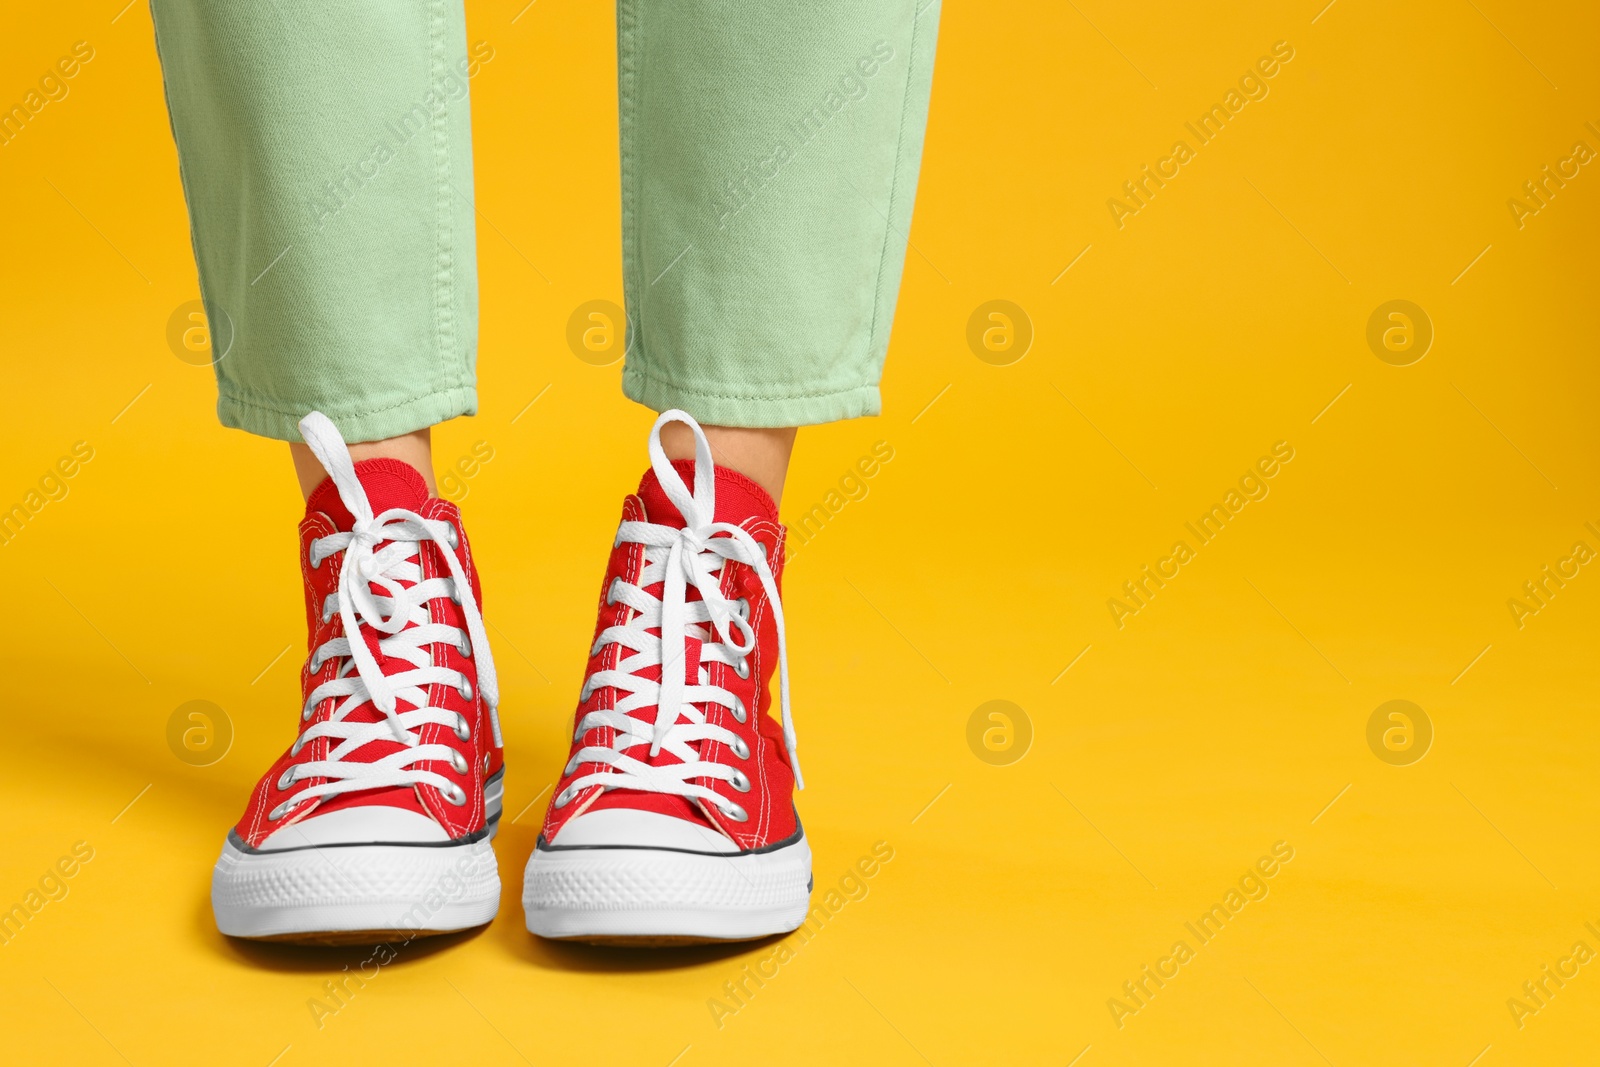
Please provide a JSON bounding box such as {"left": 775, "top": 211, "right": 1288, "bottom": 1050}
{"left": 290, "top": 428, "right": 437, "bottom": 500}
{"left": 659, "top": 423, "right": 797, "bottom": 506}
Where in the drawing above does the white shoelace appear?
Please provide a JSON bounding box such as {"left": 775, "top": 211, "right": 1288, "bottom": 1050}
{"left": 555, "top": 410, "right": 802, "bottom": 822}
{"left": 269, "top": 412, "right": 502, "bottom": 821}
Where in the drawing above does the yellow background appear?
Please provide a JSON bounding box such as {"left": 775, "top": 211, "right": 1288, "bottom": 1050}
{"left": 2, "top": 1, "right": 1598, "bottom": 1064}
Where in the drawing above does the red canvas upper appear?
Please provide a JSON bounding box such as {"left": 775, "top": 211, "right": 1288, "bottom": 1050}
{"left": 232, "top": 459, "right": 501, "bottom": 847}
{"left": 540, "top": 460, "right": 799, "bottom": 851}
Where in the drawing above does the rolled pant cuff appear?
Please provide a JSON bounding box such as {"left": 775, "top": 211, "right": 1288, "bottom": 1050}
{"left": 217, "top": 385, "right": 478, "bottom": 444}
{"left": 621, "top": 366, "right": 881, "bottom": 428}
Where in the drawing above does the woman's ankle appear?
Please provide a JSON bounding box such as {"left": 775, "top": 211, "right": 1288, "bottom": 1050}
{"left": 658, "top": 422, "right": 796, "bottom": 505}
{"left": 289, "top": 427, "right": 436, "bottom": 500}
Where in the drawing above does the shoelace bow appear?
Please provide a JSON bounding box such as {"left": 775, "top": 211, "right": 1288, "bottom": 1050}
{"left": 556, "top": 410, "right": 802, "bottom": 821}
{"left": 271, "top": 412, "right": 502, "bottom": 820}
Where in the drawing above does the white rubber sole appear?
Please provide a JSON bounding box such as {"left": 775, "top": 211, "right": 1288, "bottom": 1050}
{"left": 211, "top": 836, "right": 500, "bottom": 944}
{"left": 523, "top": 832, "right": 812, "bottom": 943}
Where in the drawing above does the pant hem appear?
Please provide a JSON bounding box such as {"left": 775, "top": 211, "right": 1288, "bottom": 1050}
{"left": 218, "top": 385, "right": 477, "bottom": 443}
{"left": 621, "top": 366, "right": 879, "bottom": 427}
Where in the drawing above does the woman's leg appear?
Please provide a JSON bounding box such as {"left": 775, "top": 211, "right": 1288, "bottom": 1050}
{"left": 522, "top": 1, "right": 940, "bottom": 945}
{"left": 290, "top": 429, "right": 437, "bottom": 498}
{"left": 619, "top": 0, "right": 940, "bottom": 432}
{"left": 150, "top": 0, "right": 480, "bottom": 451}
{"left": 153, "top": 2, "right": 503, "bottom": 944}
{"left": 657, "top": 423, "right": 796, "bottom": 502}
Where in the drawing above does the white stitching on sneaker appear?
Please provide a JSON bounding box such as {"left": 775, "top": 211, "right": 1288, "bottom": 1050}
{"left": 561, "top": 410, "right": 802, "bottom": 816}
{"left": 274, "top": 412, "right": 503, "bottom": 819}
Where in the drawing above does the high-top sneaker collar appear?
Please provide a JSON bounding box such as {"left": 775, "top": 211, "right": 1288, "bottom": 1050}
{"left": 637, "top": 459, "right": 778, "bottom": 529}
{"left": 307, "top": 457, "right": 431, "bottom": 529}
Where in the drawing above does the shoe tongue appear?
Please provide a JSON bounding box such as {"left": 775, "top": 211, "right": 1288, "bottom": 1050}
{"left": 306, "top": 458, "right": 432, "bottom": 529}
{"left": 638, "top": 459, "right": 777, "bottom": 528}
{"left": 302, "top": 457, "right": 436, "bottom": 781}
{"left": 623, "top": 458, "right": 774, "bottom": 833}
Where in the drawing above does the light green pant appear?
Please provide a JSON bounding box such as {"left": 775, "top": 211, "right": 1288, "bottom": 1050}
{"left": 150, "top": 0, "right": 939, "bottom": 442}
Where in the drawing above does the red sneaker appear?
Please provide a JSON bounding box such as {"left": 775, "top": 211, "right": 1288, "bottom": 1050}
{"left": 523, "top": 411, "right": 811, "bottom": 944}
{"left": 211, "top": 412, "right": 505, "bottom": 944}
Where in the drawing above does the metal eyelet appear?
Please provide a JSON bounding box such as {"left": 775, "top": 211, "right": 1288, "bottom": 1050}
{"left": 731, "top": 697, "right": 747, "bottom": 724}
{"left": 321, "top": 601, "right": 334, "bottom": 624}
{"left": 454, "top": 713, "right": 471, "bottom": 742}
{"left": 734, "top": 659, "right": 750, "bottom": 680}
{"left": 605, "top": 578, "right": 620, "bottom": 606}
{"left": 309, "top": 552, "right": 322, "bottom": 570}
{"left": 553, "top": 787, "right": 573, "bottom": 809}
{"left": 735, "top": 597, "right": 750, "bottom": 620}
{"left": 450, "top": 750, "right": 470, "bottom": 775}
{"left": 277, "top": 768, "right": 296, "bottom": 791}
{"left": 730, "top": 737, "right": 750, "bottom": 760}
{"left": 444, "top": 523, "right": 459, "bottom": 550}
{"left": 720, "top": 802, "right": 749, "bottom": 823}
{"left": 267, "top": 798, "right": 302, "bottom": 821}
{"left": 457, "top": 678, "right": 474, "bottom": 701}
{"left": 443, "top": 783, "right": 468, "bottom": 806}
{"left": 457, "top": 635, "right": 472, "bottom": 658}
{"left": 730, "top": 770, "right": 751, "bottom": 793}
{"left": 301, "top": 702, "right": 316, "bottom": 723}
